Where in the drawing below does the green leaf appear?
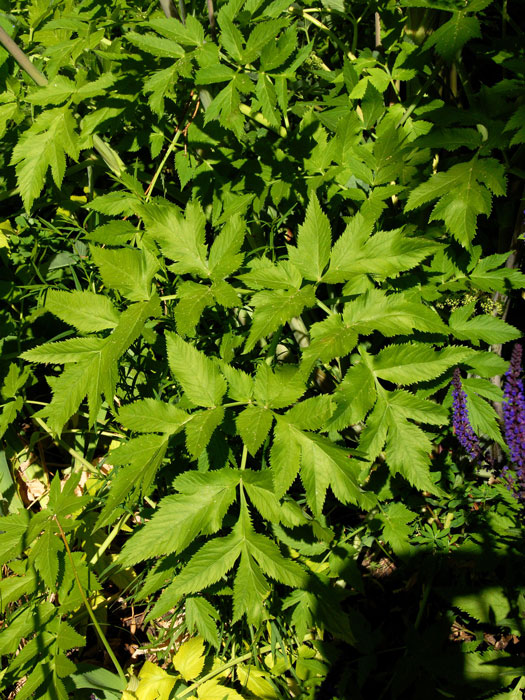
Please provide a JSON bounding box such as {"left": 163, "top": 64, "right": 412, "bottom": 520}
{"left": 166, "top": 332, "right": 226, "bottom": 407}
{"left": 449, "top": 305, "right": 520, "bottom": 344}
{"left": 245, "top": 286, "right": 316, "bottom": 352}
{"left": 237, "top": 405, "right": 273, "bottom": 455}
{"left": 208, "top": 214, "right": 245, "bottom": 280}
{"left": 241, "top": 469, "right": 281, "bottom": 522}
{"left": 185, "top": 406, "right": 225, "bottom": 458}
{"left": 45, "top": 290, "right": 120, "bottom": 333}
{"left": 142, "top": 200, "right": 209, "bottom": 277}
{"left": 372, "top": 343, "right": 471, "bottom": 385}
{"left": 218, "top": 11, "right": 245, "bottom": 61}
{"left": 302, "top": 314, "right": 358, "bottom": 368}
{"left": 126, "top": 31, "right": 185, "bottom": 58}
{"left": 22, "top": 337, "right": 106, "bottom": 364}
{"left": 284, "top": 395, "right": 334, "bottom": 431}
{"left": 150, "top": 15, "right": 205, "bottom": 46}
{"left": 253, "top": 363, "right": 306, "bottom": 409}
{"left": 328, "top": 362, "right": 377, "bottom": 430}
{"left": 271, "top": 418, "right": 301, "bottom": 498}
{"left": 118, "top": 398, "right": 189, "bottom": 434}
{"left": 175, "top": 281, "right": 214, "bottom": 337}
{"left": 287, "top": 195, "right": 331, "bottom": 282}
{"left": 121, "top": 469, "right": 239, "bottom": 565}
{"left": 297, "top": 431, "right": 376, "bottom": 515}
{"left": 173, "top": 636, "right": 206, "bottom": 681}
{"left": 11, "top": 107, "right": 79, "bottom": 211}
{"left": 90, "top": 245, "right": 159, "bottom": 301}
{"left": 238, "top": 258, "right": 302, "bottom": 290}
{"left": 233, "top": 550, "right": 270, "bottom": 625}
{"left": 343, "top": 289, "right": 447, "bottom": 336}
{"left": 0, "top": 511, "right": 30, "bottom": 565}
{"left": 149, "top": 531, "right": 243, "bottom": 618}
{"left": 326, "top": 219, "right": 437, "bottom": 281}
{"left": 385, "top": 417, "right": 441, "bottom": 493}
{"left": 237, "top": 509, "right": 307, "bottom": 588}
{"left": 255, "top": 73, "right": 280, "bottom": 127}
{"left": 405, "top": 159, "right": 506, "bottom": 248}
{"left": 452, "top": 587, "right": 511, "bottom": 625}
{"left": 34, "top": 297, "right": 159, "bottom": 432}
{"left": 96, "top": 434, "right": 169, "bottom": 530}
{"left": 185, "top": 597, "right": 220, "bottom": 648}
{"left": 425, "top": 12, "right": 481, "bottom": 62}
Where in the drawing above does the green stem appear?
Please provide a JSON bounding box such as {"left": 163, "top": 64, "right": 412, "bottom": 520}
{"left": 238, "top": 103, "right": 287, "bottom": 137}
{"left": 89, "top": 513, "right": 131, "bottom": 566}
{"left": 145, "top": 127, "right": 183, "bottom": 202}
{"left": 0, "top": 26, "right": 47, "bottom": 86}
{"left": 175, "top": 645, "right": 272, "bottom": 698}
{"left": 316, "top": 299, "right": 334, "bottom": 315}
{"left": 240, "top": 443, "right": 248, "bottom": 471}
{"left": 54, "top": 516, "right": 127, "bottom": 686}
{"left": 289, "top": 7, "right": 356, "bottom": 60}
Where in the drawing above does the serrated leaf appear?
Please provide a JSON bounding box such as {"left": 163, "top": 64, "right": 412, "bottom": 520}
{"left": 385, "top": 416, "right": 442, "bottom": 494}
{"left": 45, "top": 290, "right": 120, "bottom": 332}
{"left": 126, "top": 31, "right": 184, "bottom": 58}
{"left": 241, "top": 469, "right": 281, "bottom": 522}
{"left": 22, "top": 337, "right": 105, "bottom": 364}
{"left": 405, "top": 159, "right": 506, "bottom": 248}
{"left": 329, "top": 361, "right": 377, "bottom": 430}
{"left": 120, "top": 469, "right": 238, "bottom": 565}
{"left": 238, "top": 258, "right": 302, "bottom": 290}
{"left": 185, "top": 406, "right": 225, "bottom": 458}
{"left": 381, "top": 502, "right": 417, "bottom": 555}
{"left": 283, "top": 395, "right": 334, "bottom": 431}
{"left": 343, "top": 289, "right": 447, "bottom": 336}
{"left": 185, "top": 597, "right": 220, "bottom": 648}
{"left": 196, "top": 680, "right": 244, "bottom": 700}
{"left": 237, "top": 665, "right": 279, "bottom": 699}
{"left": 96, "top": 434, "right": 169, "bottom": 530}
{"left": 298, "top": 431, "right": 376, "bottom": 515}
{"left": 142, "top": 200, "right": 209, "bottom": 277}
{"left": 425, "top": 12, "right": 480, "bottom": 62}
{"left": 271, "top": 418, "right": 301, "bottom": 498}
{"left": 118, "top": 398, "right": 189, "bottom": 434}
{"left": 236, "top": 405, "right": 273, "bottom": 455}
{"left": 218, "top": 11, "right": 244, "bottom": 61}
{"left": 256, "top": 73, "right": 280, "bottom": 128}
{"left": 173, "top": 637, "right": 206, "bottom": 681}
{"left": 246, "top": 286, "right": 316, "bottom": 352}
{"left": 452, "top": 587, "right": 511, "bottom": 625}
{"left": 11, "top": 107, "right": 79, "bottom": 211}
{"left": 208, "top": 214, "right": 245, "bottom": 280}
{"left": 326, "top": 220, "right": 437, "bottom": 282}
{"left": 91, "top": 245, "right": 159, "bottom": 301}
{"left": 233, "top": 551, "right": 270, "bottom": 625}
{"left": 253, "top": 363, "right": 305, "bottom": 409}
{"left": 287, "top": 195, "right": 331, "bottom": 282}
{"left": 175, "top": 281, "right": 214, "bottom": 337}
{"left": 166, "top": 333, "right": 226, "bottom": 407}
{"left": 449, "top": 306, "right": 520, "bottom": 345}
{"left": 372, "top": 343, "right": 471, "bottom": 385}
{"left": 149, "top": 532, "right": 243, "bottom": 618}
{"left": 302, "top": 314, "right": 358, "bottom": 368}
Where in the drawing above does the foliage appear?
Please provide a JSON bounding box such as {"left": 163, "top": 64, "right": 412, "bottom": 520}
{"left": 0, "top": 0, "right": 524, "bottom": 698}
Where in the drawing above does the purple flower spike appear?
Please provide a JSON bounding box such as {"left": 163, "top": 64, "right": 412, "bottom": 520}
{"left": 503, "top": 343, "right": 525, "bottom": 471}
{"left": 452, "top": 368, "right": 482, "bottom": 462}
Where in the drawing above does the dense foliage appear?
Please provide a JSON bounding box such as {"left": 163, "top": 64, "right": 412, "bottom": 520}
{"left": 0, "top": 0, "right": 524, "bottom": 698}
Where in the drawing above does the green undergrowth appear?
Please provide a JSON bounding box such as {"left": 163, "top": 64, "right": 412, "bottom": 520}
{"left": 0, "top": 0, "right": 525, "bottom": 698}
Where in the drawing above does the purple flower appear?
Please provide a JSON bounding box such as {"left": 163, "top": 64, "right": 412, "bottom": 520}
{"left": 452, "top": 368, "right": 482, "bottom": 462}
{"left": 503, "top": 343, "right": 525, "bottom": 471}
